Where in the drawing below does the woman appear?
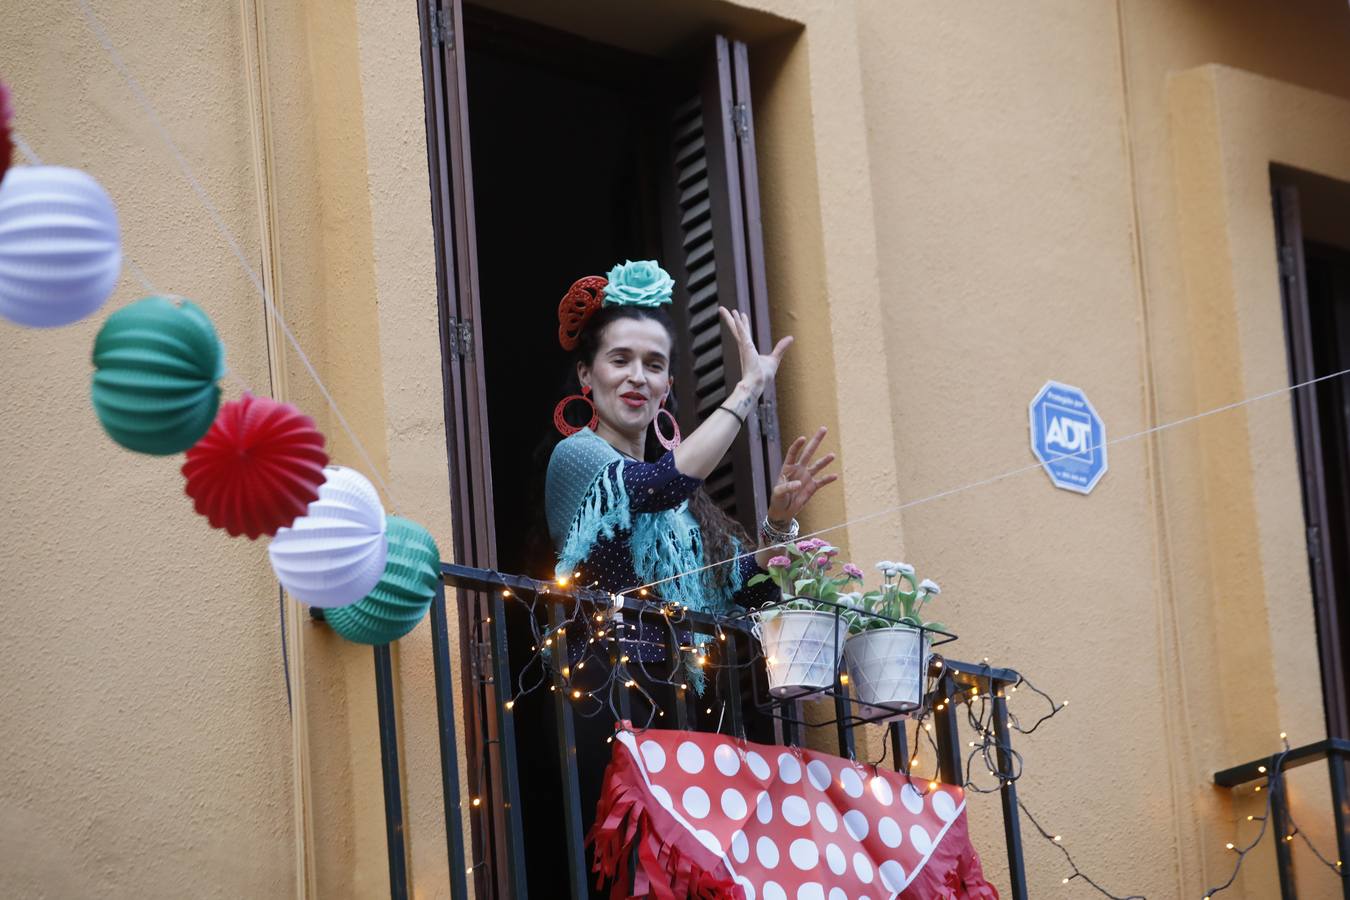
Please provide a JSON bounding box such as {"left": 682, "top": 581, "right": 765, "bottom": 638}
{"left": 545, "top": 259, "right": 837, "bottom": 618}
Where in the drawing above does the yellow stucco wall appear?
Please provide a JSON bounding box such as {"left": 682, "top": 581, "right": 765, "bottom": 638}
{"left": 3, "top": 0, "right": 1348, "bottom": 897}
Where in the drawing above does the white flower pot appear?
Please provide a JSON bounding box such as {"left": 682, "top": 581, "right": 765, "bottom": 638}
{"left": 844, "top": 625, "right": 930, "bottom": 720}
{"left": 753, "top": 608, "right": 847, "bottom": 699}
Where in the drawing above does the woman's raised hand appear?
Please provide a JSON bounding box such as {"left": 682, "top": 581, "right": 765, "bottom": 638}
{"left": 720, "top": 307, "right": 792, "bottom": 395}
{"left": 766, "top": 426, "right": 838, "bottom": 526}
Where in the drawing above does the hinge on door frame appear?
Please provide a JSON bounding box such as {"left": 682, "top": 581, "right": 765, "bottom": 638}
{"left": 731, "top": 102, "right": 750, "bottom": 140}
{"left": 447, "top": 316, "right": 474, "bottom": 362}
{"left": 1278, "top": 244, "right": 1295, "bottom": 281}
{"left": 430, "top": 4, "right": 455, "bottom": 49}
{"left": 757, "top": 396, "right": 778, "bottom": 442}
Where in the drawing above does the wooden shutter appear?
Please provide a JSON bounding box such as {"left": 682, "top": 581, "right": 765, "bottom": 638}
{"left": 660, "top": 35, "right": 783, "bottom": 536}
{"left": 1272, "top": 177, "right": 1349, "bottom": 739}
{"left": 421, "top": 1, "right": 527, "bottom": 896}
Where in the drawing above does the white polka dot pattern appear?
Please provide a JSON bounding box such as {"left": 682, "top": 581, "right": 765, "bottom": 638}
{"left": 677, "top": 741, "right": 705, "bottom": 774}
{"left": 781, "top": 795, "right": 810, "bottom": 827}
{"left": 682, "top": 786, "right": 710, "bottom": 819}
{"left": 614, "top": 730, "right": 978, "bottom": 899}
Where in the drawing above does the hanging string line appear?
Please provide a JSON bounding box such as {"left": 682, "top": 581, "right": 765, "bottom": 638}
{"left": 72, "top": 0, "right": 400, "bottom": 514}
{"left": 628, "top": 363, "right": 1350, "bottom": 597}
{"left": 13, "top": 130, "right": 254, "bottom": 393}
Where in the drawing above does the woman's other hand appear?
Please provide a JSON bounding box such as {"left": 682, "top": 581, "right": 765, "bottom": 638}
{"left": 720, "top": 306, "right": 792, "bottom": 396}
{"left": 767, "top": 426, "right": 838, "bottom": 525}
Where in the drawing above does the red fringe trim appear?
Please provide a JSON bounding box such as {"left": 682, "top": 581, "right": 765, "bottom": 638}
{"left": 900, "top": 805, "right": 1001, "bottom": 900}
{"left": 587, "top": 742, "right": 745, "bottom": 900}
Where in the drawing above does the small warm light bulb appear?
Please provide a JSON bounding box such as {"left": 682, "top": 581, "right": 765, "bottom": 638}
{"left": 595, "top": 614, "right": 604, "bottom": 623}
{"left": 1279, "top": 731, "right": 1287, "bottom": 740}
{"left": 767, "top": 656, "right": 778, "bottom": 666}
{"left": 1062, "top": 878, "right": 1070, "bottom": 885}
{"left": 550, "top": 684, "right": 556, "bottom": 692}
{"left": 545, "top": 638, "right": 553, "bottom": 647}
{"left": 705, "top": 707, "right": 712, "bottom": 714}
{"left": 1285, "top": 835, "right": 1293, "bottom": 842}
{"left": 557, "top": 576, "right": 569, "bottom": 587}
{"left": 639, "top": 588, "right": 648, "bottom": 597}
{"left": 606, "top": 736, "right": 613, "bottom": 743}
{"left": 1246, "top": 815, "right": 1254, "bottom": 821}
{"left": 562, "top": 666, "right": 570, "bottom": 677}
{"left": 719, "top": 633, "right": 726, "bottom": 641}
{"left": 1053, "top": 835, "right": 1061, "bottom": 843}
{"left": 577, "top": 661, "right": 586, "bottom": 670}
{"left": 620, "top": 655, "right": 630, "bottom": 663}
{"left": 839, "top": 673, "right": 849, "bottom": 684}
{"left": 504, "top": 700, "right": 515, "bottom": 710}
{"left": 1257, "top": 765, "right": 1266, "bottom": 773}
{"left": 933, "top": 659, "right": 943, "bottom": 668}
{"left": 472, "top": 797, "right": 482, "bottom": 807}
{"left": 680, "top": 683, "right": 688, "bottom": 691}
{"left": 574, "top": 572, "right": 581, "bottom": 579}
{"left": 1225, "top": 842, "right": 1235, "bottom": 851}
{"left": 625, "top": 680, "right": 636, "bottom": 688}
{"left": 502, "top": 590, "right": 511, "bottom": 598}
{"left": 1255, "top": 785, "right": 1262, "bottom": 792}
{"left": 928, "top": 781, "right": 938, "bottom": 790}
{"left": 924, "top": 723, "right": 933, "bottom": 732}
{"left": 572, "top": 690, "right": 582, "bottom": 699}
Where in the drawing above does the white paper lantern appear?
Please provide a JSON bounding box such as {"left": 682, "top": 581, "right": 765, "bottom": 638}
{"left": 268, "top": 466, "right": 389, "bottom": 608}
{"left": 0, "top": 166, "right": 122, "bottom": 328}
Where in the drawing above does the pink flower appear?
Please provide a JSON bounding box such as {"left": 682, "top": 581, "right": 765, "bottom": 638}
{"left": 814, "top": 554, "right": 832, "bottom": 569}
{"left": 822, "top": 547, "right": 840, "bottom": 557}
{"left": 796, "top": 538, "right": 827, "bottom": 553}
{"left": 843, "top": 563, "right": 864, "bottom": 579}
{"left": 767, "top": 555, "right": 791, "bottom": 569}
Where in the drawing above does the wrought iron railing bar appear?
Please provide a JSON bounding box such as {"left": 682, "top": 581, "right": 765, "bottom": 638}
{"left": 933, "top": 673, "right": 963, "bottom": 784}
{"left": 1268, "top": 766, "right": 1298, "bottom": 899}
{"left": 1214, "top": 738, "right": 1350, "bottom": 785}
{"left": 990, "top": 690, "right": 1029, "bottom": 900}
{"left": 721, "top": 628, "right": 745, "bottom": 739}
{"left": 373, "top": 643, "right": 409, "bottom": 900}
{"left": 486, "top": 591, "right": 529, "bottom": 898}
{"left": 547, "top": 603, "right": 589, "bottom": 900}
{"left": 1328, "top": 752, "right": 1350, "bottom": 900}
{"left": 428, "top": 582, "right": 471, "bottom": 900}
{"left": 889, "top": 722, "right": 909, "bottom": 773}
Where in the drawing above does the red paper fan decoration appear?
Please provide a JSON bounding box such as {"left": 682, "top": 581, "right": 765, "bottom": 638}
{"left": 1, "top": 82, "right": 14, "bottom": 185}
{"left": 557, "top": 275, "right": 607, "bottom": 350}
{"left": 182, "top": 393, "right": 329, "bottom": 539}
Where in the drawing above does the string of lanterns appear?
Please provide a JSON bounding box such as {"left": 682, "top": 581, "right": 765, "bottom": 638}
{"left": 0, "top": 81, "right": 437, "bottom": 647}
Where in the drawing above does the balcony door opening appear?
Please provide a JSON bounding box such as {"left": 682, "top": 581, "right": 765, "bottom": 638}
{"left": 1272, "top": 166, "right": 1350, "bottom": 741}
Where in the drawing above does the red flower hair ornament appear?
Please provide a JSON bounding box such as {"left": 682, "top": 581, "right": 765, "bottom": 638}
{"left": 182, "top": 393, "right": 329, "bottom": 538}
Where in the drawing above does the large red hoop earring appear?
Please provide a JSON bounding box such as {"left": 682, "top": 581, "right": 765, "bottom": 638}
{"left": 653, "top": 397, "right": 682, "bottom": 451}
{"left": 554, "top": 385, "right": 598, "bottom": 437}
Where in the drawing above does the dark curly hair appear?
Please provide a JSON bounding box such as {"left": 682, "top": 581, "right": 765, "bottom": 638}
{"left": 536, "top": 304, "right": 750, "bottom": 597}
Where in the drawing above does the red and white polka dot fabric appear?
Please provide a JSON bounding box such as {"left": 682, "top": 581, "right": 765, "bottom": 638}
{"left": 588, "top": 725, "right": 999, "bottom": 899}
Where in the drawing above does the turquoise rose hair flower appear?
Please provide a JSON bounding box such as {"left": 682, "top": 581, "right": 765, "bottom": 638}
{"left": 603, "top": 260, "right": 675, "bottom": 308}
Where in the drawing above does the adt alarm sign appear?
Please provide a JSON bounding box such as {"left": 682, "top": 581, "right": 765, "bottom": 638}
{"left": 1029, "top": 381, "right": 1108, "bottom": 494}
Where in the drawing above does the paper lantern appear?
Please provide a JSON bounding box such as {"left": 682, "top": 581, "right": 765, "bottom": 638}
{"left": 326, "top": 516, "right": 439, "bottom": 645}
{"left": 268, "top": 465, "right": 388, "bottom": 608}
{"left": 0, "top": 82, "right": 12, "bottom": 187}
{"left": 0, "top": 165, "right": 122, "bottom": 328}
{"left": 182, "top": 392, "right": 328, "bottom": 538}
{"left": 91, "top": 296, "right": 224, "bottom": 454}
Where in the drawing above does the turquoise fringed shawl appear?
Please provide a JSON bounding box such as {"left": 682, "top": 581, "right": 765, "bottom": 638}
{"left": 545, "top": 428, "right": 742, "bottom": 614}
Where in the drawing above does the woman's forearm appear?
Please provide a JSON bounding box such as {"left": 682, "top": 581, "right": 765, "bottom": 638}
{"left": 670, "top": 381, "right": 760, "bottom": 480}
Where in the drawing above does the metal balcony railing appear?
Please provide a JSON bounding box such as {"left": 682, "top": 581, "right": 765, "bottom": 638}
{"left": 1213, "top": 737, "right": 1350, "bottom": 899}
{"left": 361, "top": 564, "right": 1038, "bottom": 900}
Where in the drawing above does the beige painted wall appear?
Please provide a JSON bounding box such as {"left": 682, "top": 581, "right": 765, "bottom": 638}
{"left": 4, "top": 0, "right": 1349, "bottom": 898}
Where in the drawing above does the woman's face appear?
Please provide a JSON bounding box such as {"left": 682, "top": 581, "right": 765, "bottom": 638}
{"left": 578, "top": 316, "right": 673, "bottom": 437}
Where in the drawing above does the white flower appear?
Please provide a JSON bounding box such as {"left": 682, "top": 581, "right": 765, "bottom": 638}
{"left": 874, "top": 560, "right": 896, "bottom": 572}
{"left": 838, "top": 591, "right": 864, "bottom": 607}
{"left": 895, "top": 563, "right": 915, "bottom": 576}
{"left": 919, "top": 578, "right": 941, "bottom": 595}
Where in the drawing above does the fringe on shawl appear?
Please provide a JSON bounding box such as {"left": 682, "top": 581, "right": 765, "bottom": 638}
{"left": 587, "top": 739, "right": 744, "bottom": 900}
{"left": 900, "top": 805, "right": 1001, "bottom": 900}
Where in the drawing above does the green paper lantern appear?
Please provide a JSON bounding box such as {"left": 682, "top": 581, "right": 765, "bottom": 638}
{"left": 91, "top": 296, "right": 225, "bottom": 455}
{"left": 326, "top": 516, "right": 440, "bottom": 645}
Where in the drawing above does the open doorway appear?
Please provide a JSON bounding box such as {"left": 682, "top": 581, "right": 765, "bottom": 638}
{"left": 1272, "top": 165, "right": 1350, "bottom": 741}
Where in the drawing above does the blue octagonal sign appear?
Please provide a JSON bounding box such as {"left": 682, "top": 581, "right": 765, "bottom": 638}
{"left": 1029, "top": 381, "right": 1108, "bottom": 494}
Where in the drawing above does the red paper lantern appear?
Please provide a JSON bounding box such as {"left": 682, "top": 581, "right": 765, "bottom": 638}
{"left": 182, "top": 393, "right": 328, "bottom": 539}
